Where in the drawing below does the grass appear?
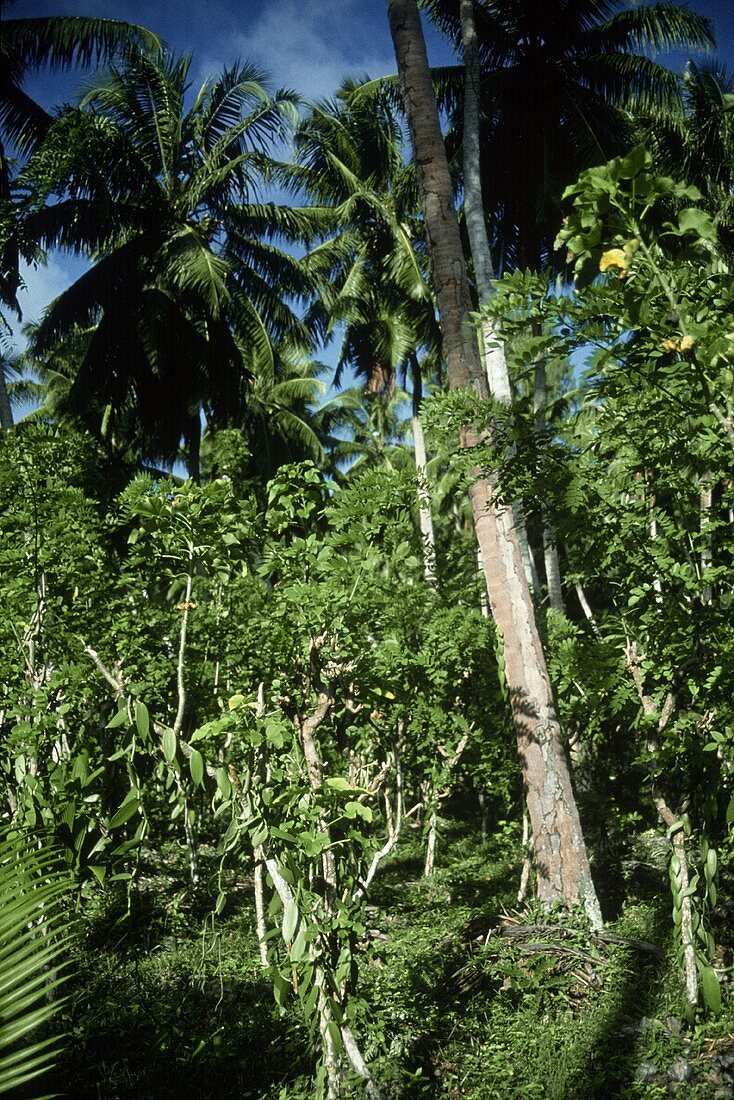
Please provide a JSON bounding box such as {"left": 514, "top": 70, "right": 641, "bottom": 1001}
{"left": 40, "top": 814, "right": 734, "bottom": 1099}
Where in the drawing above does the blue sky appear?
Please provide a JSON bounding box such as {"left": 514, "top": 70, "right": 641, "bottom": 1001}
{"left": 8, "top": 0, "right": 734, "bottom": 357}
{"left": 8, "top": 0, "right": 456, "bottom": 356}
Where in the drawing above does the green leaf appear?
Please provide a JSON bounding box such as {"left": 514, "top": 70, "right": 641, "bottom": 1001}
{"left": 706, "top": 847, "right": 717, "bottom": 879}
{"left": 699, "top": 965, "right": 721, "bottom": 1015}
{"left": 264, "top": 719, "right": 285, "bottom": 748}
{"left": 290, "top": 926, "right": 307, "bottom": 963}
{"left": 272, "top": 968, "right": 290, "bottom": 1010}
{"left": 344, "top": 801, "right": 372, "bottom": 822}
{"left": 189, "top": 749, "right": 204, "bottom": 788}
{"left": 215, "top": 768, "right": 232, "bottom": 800}
{"left": 677, "top": 208, "right": 716, "bottom": 241}
{"left": 106, "top": 707, "right": 129, "bottom": 730}
{"left": 162, "top": 728, "right": 177, "bottom": 764}
{"left": 134, "top": 700, "right": 150, "bottom": 739}
{"left": 108, "top": 797, "right": 139, "bottom": 830}
{"left": 282, "top": 898, "right": 299, "bottom": 943}
{"left": 617, "top": 145, "right": 650, "bottom": 179}
{"left": 0, "top": 829, "right": 72, "bottom": 1093}
{"left": 325, "top": 777, "right": 352, "bottom": 793}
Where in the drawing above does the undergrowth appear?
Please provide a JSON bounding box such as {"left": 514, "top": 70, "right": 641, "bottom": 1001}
{"left": 43, "top": 815, "right": 734, "bottom": 1099}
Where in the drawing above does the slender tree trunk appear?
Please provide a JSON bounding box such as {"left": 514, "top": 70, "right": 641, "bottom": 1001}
{"left": 626, "top": 644, "right": 700, "bottom": 1011}
{"left": 409, "top": 355, "right": 438, "bottom": 585}
{"left": 460, "top": 0, "right": 539, "bottom": 597}
{"left": 253, "top": 854, "right": 269, "bottom": 967}
{"left": 700, "top": 478, "right": 713, "bottom": 605}
{"left": 186, "top": 412, "right": 201, "bottom": 482}
{"left": 424, "top": 808, "right": 438, "bottom": 877}
{"left": 0, "top": 365, "right": 13, "bottom": 431}
{"left": 386, "top": 0, "right": 601, "bottom": 926}
{"left": 532, "top": 354, "right": 564, "bottom": 611}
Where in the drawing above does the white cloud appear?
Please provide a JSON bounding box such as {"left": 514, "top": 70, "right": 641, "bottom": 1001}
{"left": 237, "top": 0, "right": 396, "bottom": 103}
{"left": 8, "top": 255, "right": 89, "bottom": 354}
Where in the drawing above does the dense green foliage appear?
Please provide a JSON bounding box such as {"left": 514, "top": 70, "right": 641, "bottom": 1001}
{"left": 3, "top": 3, "right": 734, "bottom": 1097}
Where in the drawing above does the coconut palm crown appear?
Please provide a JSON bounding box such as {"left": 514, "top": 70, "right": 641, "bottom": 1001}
{"left": 423, "top": 0, "right": 715, "bottom": 270}
{"left": 21, "top": 51, "right": 311, "bottom": 476}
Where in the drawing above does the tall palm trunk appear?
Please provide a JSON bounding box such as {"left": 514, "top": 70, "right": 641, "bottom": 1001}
{"left": 185, "top": 412, "right": 201, "bottom": 482}
{"left": 409, "top": 353, "right": 438, "bottom": 585}
{"left": 0, "top": 365, "right": 13, "bottom": 431}
{"left": 532, "top": 353, "right": 564, "bottom": 612}
{"left": 386, "top": 0, "right": 601, "bottom": 925}
{"left": 459, "top": 0, "right": 539, "bottom": 596}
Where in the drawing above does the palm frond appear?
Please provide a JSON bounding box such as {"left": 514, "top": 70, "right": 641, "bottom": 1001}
{"left": 0, "top": 829, "right": 73, "bottom": 1097}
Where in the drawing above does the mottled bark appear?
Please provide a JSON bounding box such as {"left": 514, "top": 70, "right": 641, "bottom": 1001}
{"left": 470, "top": 486, "right": 601, "bottom": 922}
{"left": 460, "top": 0, "right": 538, "bottom": 595}
{"left": 386, "top": 0, "right": 479, "bottom": 392}
{"left": 387, "top": 0, "right": 601, "bottom": 925}
{"left": 700, "top": 479, "right": 713, "bottom": 605}
{"left": 410, "top": 358, "right": 438, "bottom": 585}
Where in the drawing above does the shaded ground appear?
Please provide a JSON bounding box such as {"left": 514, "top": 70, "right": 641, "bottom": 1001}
{"left": 43, "top": 818, "right": 734, "bottom": 1099}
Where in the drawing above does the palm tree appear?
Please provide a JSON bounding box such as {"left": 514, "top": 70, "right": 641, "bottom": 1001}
{"left": 440, "top": 0, "right": 713, "bottom": 609}
{"left": 0, "top": 8, "right": 161, "bottom": 325}
{"left": 386, "top": 0, "right": 603, "bottom": 925}
{"left": 21, "top": 52, "right": 310, "bottom": 477}
{"left": 325, "top": 384, "right": 414, "bottom": 475}
{"left": 237, "top": 350, "right": 330, "bottom": 481}
{"left": 0, "top": 355, "right": 15, "bottom": 431}
{"left": 644, "top": 59, "right": 734, "bottom": 252}
{"left": 425, "top": 0, "right": 714, "bottom": 270}
{"left": 293, "top": 88, "right": 442, "bottom": 580}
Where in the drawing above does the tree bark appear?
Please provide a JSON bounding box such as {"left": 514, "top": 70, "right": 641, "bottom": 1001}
{"left": 409, "top": 355, "right": 438, "bottom": 585}
{"left": 700, "top": 478, "right": 713, "bottom": 605}
{"left": 386, "top": 0, "right": 601, "bottom": 926}
{"left": 186, "top": 412, "right": 201, "bottom": 482}
{"left": 0, "top": 364, "right": 14, "bottom": 431}
{"left": 460, "top": 0, "right": 539, "bottom": 596}
{"left": 533, "top": 354, "right": 564, "bottom": 611}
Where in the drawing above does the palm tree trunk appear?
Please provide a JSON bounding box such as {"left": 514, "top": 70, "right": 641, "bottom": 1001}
{"left": 409, "top": 354, "right": 438, "bottom": 585}
{"left": 460, "top": 0, "right": 539, "bottom": 597}
{"left": 0, "top": 365, "right": 13, "bottom": 431}
{"left": 533, "top": 355, "right": 564, "bottom": 611}
{"left": 186, "top": 412, "right": 201, "bottom": 482}
{"left": 386, "top": 0, "right": 601, "bottom": 926}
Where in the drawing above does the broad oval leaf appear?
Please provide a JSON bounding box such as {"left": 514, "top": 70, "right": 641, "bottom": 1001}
{"left": 700, "top": 965, "right": 721, "bottom": 1015}
{"left": 282, "top": 898, "right": 299, "bottom": 943}
{"left": 189, "top": 749, "right": 204, "bottom": 788}
{"left": 134, "top": 700, "right": 150, "bottom": 738}
{"left": 162, "top": 728, "right": 177, "bottom": 764}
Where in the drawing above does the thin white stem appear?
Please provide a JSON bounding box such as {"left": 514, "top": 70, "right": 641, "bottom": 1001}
{"left": 253, "top": 851, "right": 269, "bottom": 967}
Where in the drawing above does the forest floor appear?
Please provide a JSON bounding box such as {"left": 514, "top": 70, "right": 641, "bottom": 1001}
{"left": 48, "top": 805, "right": 734, "bottom": 1099}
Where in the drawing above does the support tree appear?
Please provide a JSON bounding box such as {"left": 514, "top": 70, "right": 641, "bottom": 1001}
{"left": 385, "top": 0, "right": 602, "bottom": 926}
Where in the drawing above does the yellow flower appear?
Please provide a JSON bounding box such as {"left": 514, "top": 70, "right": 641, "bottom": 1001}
{"left": 599, "top": 248, "right": 629, "bottom": 276}
{"left": 660, "top": 334, "right": 695, "bottom": 353}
